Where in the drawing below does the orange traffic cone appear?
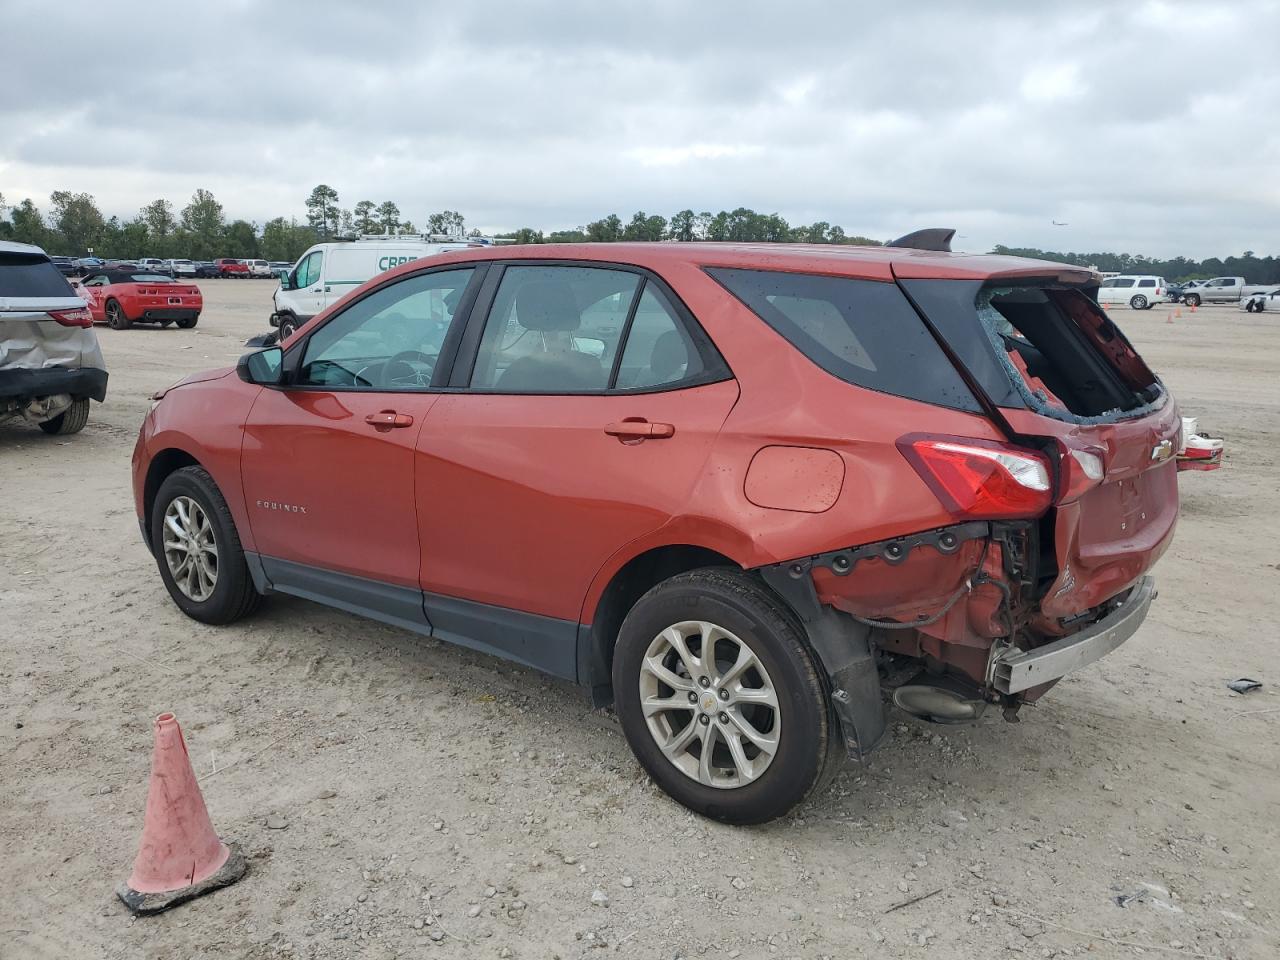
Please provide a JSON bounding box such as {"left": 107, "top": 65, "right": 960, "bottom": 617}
{"left": 1190, "top": 303, "right": 1198, "bottom": 313}
{"left": 1175, "top": 306, "right": 1183, "bottom": 318}
{"left": 1166, "top": 312, "right": 1173, "bottom": 324}
{"left": 117, "top": 713, "right": 246, "bottom": 913}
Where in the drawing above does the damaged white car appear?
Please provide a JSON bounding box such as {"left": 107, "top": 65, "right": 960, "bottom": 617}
{"left": 0, "top": 241, "right": 108, "bottom": 435}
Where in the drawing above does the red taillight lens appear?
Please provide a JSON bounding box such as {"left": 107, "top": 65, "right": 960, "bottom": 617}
{"left": 1057, "top": 442, "right": 1106, "bottom": 503}
{"left": 48, "top": 307, "right": 93, "bottom": 328}
{"left": 898, "top": 434, "right": 1052, "bottom": 519}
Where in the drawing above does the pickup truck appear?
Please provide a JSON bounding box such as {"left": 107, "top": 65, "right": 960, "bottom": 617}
{"left": 1181, "top": 277, "right": 1271, "bottom": 306}
{"left": 215, "top": 258, "right": 250, "bottom": 278}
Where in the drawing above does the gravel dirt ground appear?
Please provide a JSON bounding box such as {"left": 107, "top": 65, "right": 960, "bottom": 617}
{"left": 2, "top": 281, "right": 1278, "bottom": 959}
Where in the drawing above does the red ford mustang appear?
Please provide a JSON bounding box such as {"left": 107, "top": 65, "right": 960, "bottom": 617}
{"left": 132, "top": 235, "right": 1179, "bottom": 823}
{"left": 80, "top": 269, "right": 202, "bottom": 330}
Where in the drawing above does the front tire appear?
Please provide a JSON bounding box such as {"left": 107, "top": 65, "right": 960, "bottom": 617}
{"left": 1130, "top": 295, "right": 1148, "bottom": 310}
{"left": 1184, "top": 293, "right": 1201, "bottom": 307}
{"left": 612, "top": 568, "right": 837, "bottom": 825}
{"left": 106, "top": 299, "right": 131, "bottom": 330}
{"left": 150, "top": 465, "right": 261, "bottom": 625}
{"left": 37, "top": 397, "right": 89, "bottom": 435}
{"left": 278, "top": 314, "right": 298, "bottom": 339}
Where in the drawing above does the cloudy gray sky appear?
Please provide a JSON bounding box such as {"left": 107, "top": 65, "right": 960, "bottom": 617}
{"left": 3, "top": 0, "right": 1278, "bottom": 256}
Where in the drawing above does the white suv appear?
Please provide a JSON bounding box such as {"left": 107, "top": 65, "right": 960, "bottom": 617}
{"left": 0, "top": 241, "right": 107, "bottom": 434}
{"left": 1096, "top": 275, "right": 1168, "bottom": 310}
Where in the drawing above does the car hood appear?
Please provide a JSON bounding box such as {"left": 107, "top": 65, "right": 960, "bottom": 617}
{"left": 152, "top": 366, "right": 234, "bottom": 399}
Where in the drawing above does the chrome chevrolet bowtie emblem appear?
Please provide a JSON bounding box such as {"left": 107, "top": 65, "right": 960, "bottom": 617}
{"left": 1150, "top": 439, "right": 1174, "bottom": 462}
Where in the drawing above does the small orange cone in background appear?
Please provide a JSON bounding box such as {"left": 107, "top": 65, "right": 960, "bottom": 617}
{"left": 1190, "top": 303, "right": 1198, "bottom": 313}
{"left": 1175, "top": 306, "right": 1183, "bottom": 318}
{"left": 1166, "top": 312, "right": 1173, "bottom": 324}
{"left": 117, "top": 713, "right": 246, "bottom": 914}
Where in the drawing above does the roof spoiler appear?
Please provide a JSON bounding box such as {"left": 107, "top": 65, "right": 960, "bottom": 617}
{"left": 886, "top": 228, "right": 955, "bottom": 252}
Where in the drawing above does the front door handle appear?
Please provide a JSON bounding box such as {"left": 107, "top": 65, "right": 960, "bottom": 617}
{"left": 365, "top": 410, "right": 414, "bottom": 429}
{"left": 605, "top": 418, "right": 675, "bottom": 441}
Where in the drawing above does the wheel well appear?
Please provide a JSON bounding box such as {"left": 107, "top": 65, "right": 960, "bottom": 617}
{"left": 581, "top": 544, "right": 738, "bottom": 695}
{"left": 142, "top": 448, "right": 200, "bottom": 539}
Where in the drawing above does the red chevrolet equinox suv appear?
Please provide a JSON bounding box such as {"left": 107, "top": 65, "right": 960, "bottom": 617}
{"left": 133, "top": 232, "right": 1178, "bottom": 823}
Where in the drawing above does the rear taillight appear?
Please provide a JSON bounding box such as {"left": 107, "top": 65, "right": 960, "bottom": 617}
{"left": 897, "top": 434, "right": 1053, "bottom": 519}
{"left": 48, "top": 307, "right": 93, "bottom": 328}
{"left": 1057, "top": 444, "right": 1106, "bottom": 503}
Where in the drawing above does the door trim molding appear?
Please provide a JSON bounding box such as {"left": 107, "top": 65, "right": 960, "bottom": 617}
{"left": 248, "top": 553, "right": 580, "bottom": 681}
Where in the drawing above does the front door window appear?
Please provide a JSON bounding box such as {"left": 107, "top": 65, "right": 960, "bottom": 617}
{"left": 299, "top": 268, "right": 475, "bottom": 389}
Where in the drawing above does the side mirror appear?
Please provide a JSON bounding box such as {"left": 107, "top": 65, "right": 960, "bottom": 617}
{"left": 278, "top": 271, "right": 294, "bottom": 290}
{"left": 237, "top": 346, "right": 284, "bottom": 385}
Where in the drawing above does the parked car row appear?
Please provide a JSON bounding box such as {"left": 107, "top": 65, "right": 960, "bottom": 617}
{"left": 44, "top": 255, "right": 290, "bottom": 280}
{"left": 1097, "top": 274, "right": 1277, "bottom": 309}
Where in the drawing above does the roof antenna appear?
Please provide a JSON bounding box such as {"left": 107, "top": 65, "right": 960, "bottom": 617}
{"left": 886, "top": 228, "right": 955, "bottom": 252}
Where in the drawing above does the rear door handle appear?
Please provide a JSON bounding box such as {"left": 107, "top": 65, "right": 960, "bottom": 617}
{"left": 605, "top": 419, "right": 675, "bottom": 441}
{"left": 365, "top": 410, "right": 414, "bottom": 429}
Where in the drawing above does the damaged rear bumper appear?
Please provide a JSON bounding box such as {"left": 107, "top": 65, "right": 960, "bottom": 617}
{"left": 990, "top": 576, "right": 1155, "bottom": 694}
{"left": 0, "top": 366, "right": 108, "bottom": 403}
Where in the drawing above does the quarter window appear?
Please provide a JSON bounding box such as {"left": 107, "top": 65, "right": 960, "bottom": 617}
{"left": 615, "top": 285, "right": 705, "bottom": 389}
{"left": 708, "top": 267, "right": 977, "bottom": 411}
{"left": 298, "top": 268, "right": 475, "bottom": 389}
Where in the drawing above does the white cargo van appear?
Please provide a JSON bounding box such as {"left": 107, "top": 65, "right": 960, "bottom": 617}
{"left": 270, "top": 236, "right": 483, "bottom": 337}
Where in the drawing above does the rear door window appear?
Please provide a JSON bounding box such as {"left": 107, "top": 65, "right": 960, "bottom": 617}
{"left": 469, "top": 266, "right": 638, "bottom": 392}
{"left": 706, "top": 267, "right": 979, "bottom": 411}
{"left": 1137, "top": 279, "right": 1156, "bottom": 288}
{"left": 1113, "top": 278, "right": 1135, "bottom": 288}
{"left": 0, "top": 252, "right": 77, "bottom": 298}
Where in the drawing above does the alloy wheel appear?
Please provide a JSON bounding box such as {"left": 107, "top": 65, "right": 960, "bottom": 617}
{"left": 638, "top": 620, "right": 781, "bottom": 789}
{"left": 162, "top": 495, "right": 219, "bottom": 601}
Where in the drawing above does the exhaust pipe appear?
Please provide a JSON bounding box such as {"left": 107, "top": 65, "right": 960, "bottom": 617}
{"left": 892, "top": 672, "right": 987, "bottom": 723}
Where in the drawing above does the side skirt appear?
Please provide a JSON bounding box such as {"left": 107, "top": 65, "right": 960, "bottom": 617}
{"left": 251, "top": 554, "right": 579, "bottom": 682}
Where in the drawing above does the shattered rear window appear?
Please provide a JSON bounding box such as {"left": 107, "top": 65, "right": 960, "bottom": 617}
{"left": 980, "top": 286, "right": 1161, "bottom": 421}
{"left": 899, "top": 279, "right": 1163, "bottom": 425}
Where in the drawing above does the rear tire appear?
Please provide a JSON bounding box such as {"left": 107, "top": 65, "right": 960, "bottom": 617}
{"left": 177, "top": 316, "right": 198, "bottom": 329}
{"left": 612, "top": 568, "right": 837, "bottom": 825}
{"left": 105, "top": 299, "right": 130, "bottom": 330}
{"left": 37, "top": 397, "right": 90, "bottom": 435}
{"left": 1130, "top": 295, "right": 1148, "bottom": 310}
{"left": 150, "top": 465, "right": 262, "bottom": 625}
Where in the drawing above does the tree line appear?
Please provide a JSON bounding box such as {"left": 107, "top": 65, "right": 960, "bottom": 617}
{"left": 990, "top": 246, "right": 1280, "bottom": 286}
{"left": 1, "top": 186, "right": 1275, "bottom": 283}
